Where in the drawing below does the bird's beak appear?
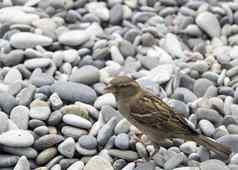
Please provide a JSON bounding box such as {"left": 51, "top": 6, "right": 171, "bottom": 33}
{"left": 104, "top": 85, "right": 115, "bottom": 93}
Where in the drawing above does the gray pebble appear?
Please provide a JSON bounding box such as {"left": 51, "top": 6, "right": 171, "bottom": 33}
{"left": 29, "top": 119, "right": 45, "bottom": 129}
{"left": 47, "top": 110, "right": 63, "bottom": 126}
{"left": 110, "top": 4, "right": 123, "bottom": 25}
{"left": 63, "top": 114, "right": 92, "bottom": 129}
{"left": 34, "top": 134, "right": 64, "bottom": 151}
{"left": 10, "top": 105, "right": 29, "bottom": 130}
{"left": 49, "top": 93, "right": 63, "bottom": 110}
{"left": 200, "top": 159, "right": 229, "bottom": 170}
{"left": 0, "top": 92, "right": 18, "bottom": 113}
{"left": 51, "top": 81, "right": 97, "bottom": 104}
{"left": 4, "top": 68, "right": 22, "bottom": 84}
{"left": 108, "top": 149, "right": 138, "bottom": 161}
{"left": 199, "top": 119, "right": 215, "bottom": 137}
{"left": 75, "top": 143, "right": 97, "bottom": 156}
{"left": 119, "top": 40, "right": 136, "bottom": 57}
{"left": 196, "top": 108, "right": 223, "bottom": 125}
{"left": 168, "top": 99, "right": 189, "bottom": 116}
{"left": 30, "top": 70, "right": 54, "bottom": 87}
{"left": 24, "top": 58, "right": 51, "bottom": 69}
{"left": 94, "top": 93, "right": 117, "bottom": 109}
{"left": 61, "top": 126, "right": 88, "bottom": 140}
{"left": 101, "top": 105, "right": 122, "bottom": 122}
{"left": 67, "top": 161, "right": 84, "bottom": 170}
{"left": 70, "top": 65, "right": 99, "bottom": 85}
{"left": 84, "top": 156, "right": 113, "bottom": 170}
{"left": 2, "top": 146, "right": 37, "bottom": 159}
{"left": 180, "top": 141, "right": 197, "bottom": 154}
{"left": 14, "top": 156, "right": 30, "bottom": 170}
{"left": 113, "top": 159, "right": 127, "bottom": 170}
{"left": 217, "top": 134, "right": 238, "bottom": 153}
{"left": 29, "top": 99, "right": 51, "bottom": 121}
{"left": 1, "top": 49, "right": 24, "bottom": 66}
{"left": 114, "top": 119, "right": 130, "bottom": 135}
{"left": 115, "top": 133, "right": 129, "bottom": 150}
{"left": 58, "top": 137, "right": 75, "bottom": 158}
{"left": 58, "top": 30, "right": 90, "bottom": 46}
{"left": 0, "top": 111, "right": 8, "bottom": 134}
{"left": 34, "top": 126, "right": 49, "bottom": 136}
{"left": 36, "top": 147, "right": 57, "bottom": 165}
{"left": 164, "top": 153, "right": 184, "bottom": 170}
{"left": 193, "top": 78, "right": 214, "bottom": 97}
{"left": 134, "top": 162, "right": 155, "bottom": 170}
{"left": 0, "top": 154, "right": 19, "bottom": 168}
{"left": 173, "top": 88, "right": 197, "bottom": 103}
{"left": 78, "top": 135, "right": 97, "bottom": 150}
{"left": 16, "top": 85, "right": 36, "bottom": 106}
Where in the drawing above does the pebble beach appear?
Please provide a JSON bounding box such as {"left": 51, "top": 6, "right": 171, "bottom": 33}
{"left": 0, "top": 0, "right": 238, "bottom": 170}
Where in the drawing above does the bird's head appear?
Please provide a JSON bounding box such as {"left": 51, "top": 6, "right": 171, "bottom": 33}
{"left": 105, "top": 76, "right": 142, "bottom": 100}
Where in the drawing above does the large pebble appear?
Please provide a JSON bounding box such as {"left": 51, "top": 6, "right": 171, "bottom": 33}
{"left": 58, "top": 30, "right": 90, "bottom": 46}
{"left": 10, "top": 32, "right": 52, "bottom": 49}
{"left": 108, "top": 149, "right": 138, "bottom": 161}
{"left": 16, "top": 85, "right": 36, "bottom": 106}
{"left": 164, "top": 153, "right": 184, "bottom": 169}
{"left": 63, "top": 114, "right": 92, "bottom": 129}
{"left": 217, "top": 135, "right": 238, "bottom": 153}
{"left": 34, "top": 134, "right": 64, "bottom": 150}
{"left": 84, "top": 156, "right": 113, "bottom": 170}
{"left": 164, "top": 33, "right": 184, "bottom": 58}
{"left": 196, "top": 12, "right": 221, "bottom": 37}
{"left": 4, "top": 68, "right": 22, "bottom": 84}
{"left": 75, "top": 143, "right": 97, "bottom": 156}
{"left": 36, "top": 147, "right": 57, "bottom": 165}
{"left": 51, "top": 81, "right": 97, "bottom": 104}
{"left": 94, "top": 93, "right": 116, "bottom": 109}
{"left": 58, "top": 137, "right": 75, "bottom": 158}
{"left": 78, "top": 135, "right": 97, "bottom": 150}
{"left": 2, "top": 146, "right": 37, "bottom": 159}
{"left": 0, "top": 154, "right": 19, "bottom": 168}
{"left": 196, "top": 108, "right": 223, "bottom": 125}
{"left": 14, "top": 156, "right": 30, "bottom": 170}
{"left": 29, "top": 99, "right": 51, "bottom": 121}
{"left": 114, "top": 119, "right": 130, "bottom": 134}
{"left": 61, "top": 126, "right": 88, "bottom": 139}
{"left": 97, "top": 117, "right": 118, "bottom": 146}
{"left": 115, "top": 133, "right": 129, "bottom": 150}
{"left": 0, "top": 112, "right": 8, "bottom": 134}
{"left": 200, "top": 159, "right": 229, "bottom": 170}
{"left": 24, "top": 58, "right": 51, "bottom": 69}
{"left": 180, "top": 141, "right": 197, "bottom": 154}
{"left": 198, "top": 119, "right": 215, "bottom": 137}
{"left": 86, "top": 2, "right": 110, "bottom": 21}
{"left": 70, "top": 65, "right": 99, "bottom": 85}
{"left": 193, "top": 78, "right": 214, "bottom": 97}
{"left": 0, "top": 92, "right": 18, "bottom": 113}
{"left": 10, "top": 105, "right": 29, "bottom": 130}
{"left": 173, "top": 88, "right": 197, "bottom": 103}
{"left": 0, "top": 130, "right": 34, "bottom": 147}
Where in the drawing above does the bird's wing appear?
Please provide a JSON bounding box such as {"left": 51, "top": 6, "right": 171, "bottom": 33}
{"left": 129, "top": 92, "right": 198, "bottom": 136}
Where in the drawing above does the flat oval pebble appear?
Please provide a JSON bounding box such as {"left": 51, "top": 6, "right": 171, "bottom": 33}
{"left": 24, "top": 58, "right": 52, "bottom": 69}
{"left": 217, "top": 135, "right": 238, "bottom": 153}
{"left": 4, "top": 68, "right": 22, "bottom": 84}
{"left": 115, "top": 133, "right": 129, "bottom": 150}
{"left": 2, "top": 146, "right": 37, "bottom": 159}
{"left": 29, "top": 99, "right": 51, "bottom": 121}
{"left": 36, "top": 147, "right": 57, "bottom": 165}
{"left": 75, "top": 143, "right": 97, "bottom": 156}
{"left": 94, "top": 93, "right": 116, "bottom": 109}
{"left": 78, "top": 135, "right": 97, "bottom": 149}
{"left": 84, "top": 156, "right": 113, "bottom": 170}
{"left": 58, "top": 30, "right": 90, "bottom": 46}
{"left": 61, "top": 126, "right": 88, "bottom": 139}
{"left": 200, "top": 159, "right": 229, "bottom": 170}
{"left": 198, "top": 119, "right": 215, "bottom": 137}
{"left": 0, "top": 130, "right": 34, "bottom": 147}
{"left": 10, "top": 32, "right": 52, "bottom": 49}
{"left": 108, "top": 149, "right": 138, "bottom": 161}
{"left": 10, "top": 105, "right": 29, "bottom": 130}
{"left": 63, "top": 114, "right": 92, "bottom": 129}
{"left": 0, "top": 92, "right": 18, "bottom": 113}
{"left": 34, "top": 134, "right": 64, "bottom": 151}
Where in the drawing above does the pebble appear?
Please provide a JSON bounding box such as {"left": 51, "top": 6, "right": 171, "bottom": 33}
{"left": 110, "top": 4, "right": 123, "bottom": 25}
{"left": 94, "top": 93, "right": 116, "bottom": 109}
{"left": 174, "top": 88, "right": 197, "bottom": 103}
{"left": 67, "top": 161, "right": 84, "bottom": 170}
{"left": 70, "top": 65, "right": 99, "bottom": 85}
{"left": 51, "top": 81, "right": 97, "bottom": 104}
{"left": 134, "top": 162, "right": 155, "bottom": 170}
{"left": 10, "top": 32, "right": 52, "bottom": 49}
{"left": 29, "top": 99, "right": 51, "bottom": 121}
{"left": 217, "top": 135, "right": 238, "bottom": 153}
{"left": 49, "top": 93, "right": 63, "bottom": 110}
{"left": 0, "top": 92, "right": 18, "bottom": 113}
{"left": 61, "top": 126, "right": 88, "bottom": 139}
{"left": 86, "top": 2, "right": 110, "bottom": 21}
{"left": 58, "top": 137, "right": 75, "bottom": 158}
{"left": 4, "top": 68, "right": 22, "bottom": 84}
{"left": 0, "top": 154, "right": 19, "bottom": 168}
{"left": 78, "top": 135, "right": 97, "bottom": 150}
{"left": 108, "top": 149, "right": 138, "bottom": 161}
{"left": 97, "top": 117, "right": 118, "bottom": 146}
{"left": 16, "top": 85, "right": 36, "bottom": 106}
{"left": 193, "top": 78, "right": 214, "bottom": 97}
{"left": 34, "top": 126, "right": 49, "bottom": 136}
{"left": 180, "top": 141, "right": 197, "bottom": 154}
{"left": 62, "top": 104, "right": 89, "bottom": 119}
{"left": 114, "top": 119, "right": 130, "bottom": 135}
{"left": 196, "top": 12, "right": 221, "bottom": 37}
{"left": 114, "top": 133, "right": 130, "bottom": 150}
{"left": 84, "top": 156, "right": 113, "bottom": 170}
{"left": 34, "top": 134, "right": 64, "bottom": 151}
{"left": 58, "top": 30, "right": 90, "bottom": 46}
{"left": 196, "top": 108, "right": 223, "bottom": 125}
{"left": 2, "top": 146, "right": 37, "bottom": 159}
{"left": 0, "top": 111, "right": 9, "bottom": 134}
{"left": 198, "top": 119, "right": 216, "bottom": 137}
{"left": 75, "top": 143, "right": 97, "bottom": 156}
{"left": 63, "top": 114, "right": 92, "bottom": 129}
{"left": 14, "top": 156, "right": 30, "bottom": 170}
{"left": 24, "top": 58, "right": 51, "bottom": 69}
{"left": 10, "top": 105, "right": 29, "bottom": 130}
{"left": 200, "top": 159, "right": 229, "bottom": 170}
{"left": 36, "top": 147, "right": 57, "bottom": 165}
{"left": 164, "top": 153, "right": 184, "bottom": 170}
{"left": 47, "top": 110, "right": 63, "bottom": 126}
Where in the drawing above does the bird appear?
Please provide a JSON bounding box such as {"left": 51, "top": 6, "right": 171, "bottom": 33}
{"left": 105, "top": 76, "right": 231, "bottom": 160}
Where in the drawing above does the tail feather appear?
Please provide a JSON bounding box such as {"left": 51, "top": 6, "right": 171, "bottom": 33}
{"left": 192, "top": 135, "right": 231, "bottom": 160}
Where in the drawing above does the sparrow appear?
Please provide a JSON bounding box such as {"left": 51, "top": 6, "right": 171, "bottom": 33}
{"left": 105, "top": 76, "right": 231, "bottom": 160}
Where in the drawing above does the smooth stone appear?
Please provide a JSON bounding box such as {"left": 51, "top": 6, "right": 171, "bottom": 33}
{"left": 49, "top": 93, "right": 63, "bottom": 110}
{"left": 108, "top": 149, "right": 138, "bottom": 161}
{"left": 51, "top": 164, "right": 61, "bottom": 170}
{"left": 58, "top": 30, "right": 90, "bottom": 46}
{"left": 110, "top": 4, "right": 123, "bottom": 25}
{"left": 136, "top": 142, "right": 147, "bottom": 159}
{"left": 14, "top": 156, "right": 30, "bottom": 170}
{"left": 16, "top": 85, "right": 36, "bottom": 106}
{"left": 167, "top": 99, "right": 189, "bottom": 116}
{"left": 67, "top": 161, "right": 84, "bottom": 170}
{"left": 200, "top": 159, "right": 229, "bottom": 170}
{"left": 193, "top": 78, "right": 214, "bottom": 97}
{"left": 0, "top": 130, "right": 34, "bottom": 147}
{"left": 180, "top": 141, "right": 197, "bottom": 154}
{"left": 97, "top": 117, "right": 118, "bottom": 146}
{"left": 231, "top": 153, "right": 238, "bottom": 164}
{"left": 62, "top": 104, "right": 89, "bottom": 119}
{"left": 164, "top": 33, "right": 184, "bottom": 58}
{"left": 113, "top": 159, "right": 127, "bottom": 170}
{"left": 143, "top": 64, "right": 174, "bottom": 84}
{"left": 8, "top": 82, "right": 23, "bottom": 96}
{"left": 59, "top": 158, "right": 79, "bottom": 170}
{"left": 51, "top": 81, "right": 97, "bottom": 104}
{"left": 94, "top": 93, "right": 116, "bottom": 109}
{"left": 84, "top": 156, "right": 113, "bottom": 170}
{"left": 29, "top": 99, "right": 51, "bottom": 121}
{"left": 114, "top": 119, "right": 130, "bottom": 135}
{"left": 10, "top": 32, "right": 52, "bottom": 49}
{"left": 196, "top": 12, "right": 221, "bottom": 37}
{"left": 196, "top": 108, "right": 223, "bottom": 125}
{"left": 47, "top": 110, "right": 63, "bottom": 126}
{"left": 0, "top": 8, "right": 39, "bottom": 24}
{"left": 28, "top": 119, "right": 45, "bottom": 129}
{"left": 164, "top": 153, "right": 184, "bottom": 169}
{"left": 199, "top": 119, "right": 215, "bottom": 137}
{"left": 34, "top": 134, "right": 64, "bottom": 151}
{"left": 75, "top": 143, "right": 97, "bottom": 156}
{"left": 36, "top": 147, "right": 57, "bottom": 165}
{"left": 0, "top": 154, "right": 19, "bottom": 168}
{"left": 34, "top": 126, "right": 49, "bottom": 136}
{"left": 134, "top": 162, "right": 155, "bottom": 170}
{"left": 78, "top": 135, "right": 97, "bottom": 150}
{"left": 4, "top": 68, "right": 22, "bottom": 84}
{"left": 0, "top": 92, "right": 18, "bottom": 113}
{"left": 30, "top": 71, "right": 54, "bottom": 87}
{"left": 121, "top": 162, "right": 135, "bottom": 170}
{"left": 63, "top": 49, "right": 79, "bottom": 63}
{"left": 101, "top": 105, "right": 122, "bottom": 122}
{"left": 58, "top": 137, "right": 75, "bottom": 158}
{"left": 63, "top": 114, "right": 92, "bottom": 129}
{"left": 173, "top": 88, "right": 197, "bottom": 103}
{"left": 2, "top": 146, "right": 37, "bottom": 159}
{"left": 0, "top": 112, "right": 9, "bottom": 134}
{"left": 75, "top": 101, "right": 99, "bottom": 119}
{"left": 10, "top": 105, "right": 29, "bottom": 130}
{"left": 114, "top": 133, "right": 129, "bottom": 150}
{"left": 217, "top": 135, "right": 238, "bottom": 153}
{"left": 61, "top": 126, "right": 88, "bottom": 140}
{"left": 24, "top": 58, "right": 51, "bottom": 69}
{"left": 70, "top": 65, "right": 99, "bottom": 85}
{"left": 86, "top": 2, "right": 110, "bottom": 21}
{"left": 110, "top": 45, "right": 124, "bottom": 64}
{"left": 118, "top": 40, "right": 136, "bottom": 57}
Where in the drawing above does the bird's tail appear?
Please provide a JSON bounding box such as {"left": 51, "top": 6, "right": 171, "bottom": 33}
{"left": 192, "top": 135, "right": 231, "bottom": 160}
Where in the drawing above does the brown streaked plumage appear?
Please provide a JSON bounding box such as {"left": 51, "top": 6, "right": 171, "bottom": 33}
{"left": 105, "top": 76, "right": 231, "bottom": 160}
